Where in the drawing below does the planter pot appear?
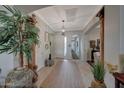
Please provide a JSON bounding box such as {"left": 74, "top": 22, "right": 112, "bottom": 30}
{"left": 90, "top": 80, "right": 106, "bottom": 88}
{"left": 5, "top": 67, "right": 37, "bottom": 88}
{"left": 45, "top": 59, "right": 54, "bottom": 67}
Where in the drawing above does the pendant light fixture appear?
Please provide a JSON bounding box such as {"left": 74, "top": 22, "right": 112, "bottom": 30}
{"left": 62, "top": 20, "right": 65, "bottom": 35}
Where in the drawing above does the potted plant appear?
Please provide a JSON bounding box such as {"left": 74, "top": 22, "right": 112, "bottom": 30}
{"left": 0, "top": 5, "right": 39, "bottom": 67}
{"left": 0, "top": 6, "right": 39, "bottom": 87}
{"left": 90, "top": 61, "right": 106, "bottom": 88}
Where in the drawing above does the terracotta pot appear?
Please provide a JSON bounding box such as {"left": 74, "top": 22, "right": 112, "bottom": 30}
{"left": 90, "top": 80, "right": 106, "bottom": 88}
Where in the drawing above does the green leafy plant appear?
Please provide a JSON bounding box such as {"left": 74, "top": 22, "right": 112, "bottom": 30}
{"left": 91, "top": 61, "right": 105, "bottom": 81}
{"left": 0, "top": 5, "right": 39, "bottom": 67}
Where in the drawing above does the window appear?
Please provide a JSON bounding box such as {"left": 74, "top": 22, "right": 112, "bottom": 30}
{"left": 64, "top": 36, "right": 67, "bottom": 57}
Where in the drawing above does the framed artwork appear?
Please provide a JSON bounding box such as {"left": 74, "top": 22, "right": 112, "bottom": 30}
{"left": 90, "top": 40, "right": 96, "bottom": 48}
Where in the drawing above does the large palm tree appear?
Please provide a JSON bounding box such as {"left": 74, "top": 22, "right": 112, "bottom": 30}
{"left": 0, "top": 5, "right": 39, "bottom": 67}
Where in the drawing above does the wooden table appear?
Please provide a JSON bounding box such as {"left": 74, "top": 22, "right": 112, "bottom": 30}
{"left": 113, "top": 73, "right": 124, "bottom": 88}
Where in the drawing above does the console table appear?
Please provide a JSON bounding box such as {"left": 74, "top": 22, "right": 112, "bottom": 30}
{"left": 113, "top": 73, "right": 124, "bottom": 88}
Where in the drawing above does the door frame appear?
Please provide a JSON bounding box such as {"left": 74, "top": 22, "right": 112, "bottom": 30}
{"left": 97, "top": 7, "right": 104, "bottom": 65}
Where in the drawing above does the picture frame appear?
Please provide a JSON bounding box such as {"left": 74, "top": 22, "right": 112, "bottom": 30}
{"left": 90, "top": 40, "right": 96, "bottom": 48}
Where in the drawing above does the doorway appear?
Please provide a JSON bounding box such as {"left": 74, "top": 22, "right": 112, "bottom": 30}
{"left": 71, "top": 35, "right": 80, "bottom": 59}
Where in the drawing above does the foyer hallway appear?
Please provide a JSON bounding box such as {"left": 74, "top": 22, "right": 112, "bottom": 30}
{"left": 35, "top": 59, "right": 93, "bottom": 88}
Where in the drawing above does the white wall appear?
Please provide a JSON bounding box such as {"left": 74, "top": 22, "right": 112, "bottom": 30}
{"left": 104, "top": 5, "right": 120, "bottom": 67}
{"left": 120, "top": 6, "right": 124, "bottom": 54}
{"left": 0, "top": 54, "right": 14, "bottom": 77}
{"left": 85, "top": 28, "right": 100, "bottom": 41}
{"left": 35, "top": 14, "right": 54, "bottom": 70}
{"left": 119, "top": 6, "right": 124, "bottom": 74}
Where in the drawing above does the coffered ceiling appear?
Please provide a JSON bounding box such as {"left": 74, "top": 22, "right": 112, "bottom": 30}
{"left": 34, "top": 5, "right": 102, "bottom": 32}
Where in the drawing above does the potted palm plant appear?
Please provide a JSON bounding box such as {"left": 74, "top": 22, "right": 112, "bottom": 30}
{"left": 0, "top": 6, "right": 39, "bottom": 87}
{"left": 0, "top": 5, "right": 39, "bottom": 67}
{"left": 91, "top": 61, "right": 106, "bottom": 88}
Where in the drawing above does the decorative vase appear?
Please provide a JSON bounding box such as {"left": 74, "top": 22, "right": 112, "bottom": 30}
{"left": 90, "top": 80, "right": 106, "bottom": 88}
